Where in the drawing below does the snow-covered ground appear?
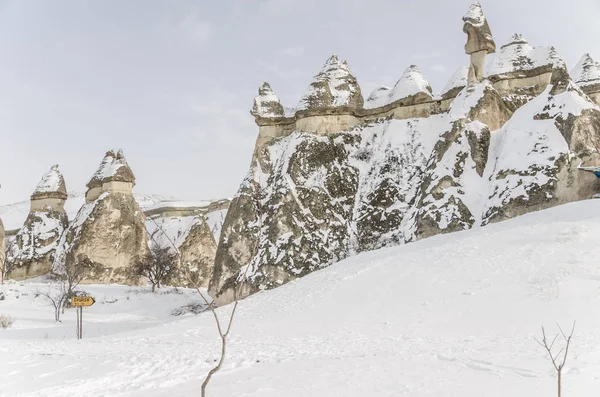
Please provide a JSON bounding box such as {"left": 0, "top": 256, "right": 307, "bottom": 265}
{"left": 1, "top": 200, "right": 600, "bottom": 396}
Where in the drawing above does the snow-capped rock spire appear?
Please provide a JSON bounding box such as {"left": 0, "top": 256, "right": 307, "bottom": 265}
{"left": 297, "top": 54, "right": 363, "bottom": 111}
{"left": 251, "top": 82, "right": 285, "bottom": 119}
{"left": 31, "top": 164, "right": 67, "bottom": 200}
{"left": 389, "top": 65, "right": 433, "bottom": 102}
{"left": 463, "top": 2, "right": 496, "bottom": 86}
{"left": 87, "top": 150, "right": 116, "bottom": 190}
{"left": 571, "top": 53, "right": 600, "bottom": 88}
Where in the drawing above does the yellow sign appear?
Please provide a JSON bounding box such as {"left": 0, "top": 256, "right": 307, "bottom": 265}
{"left": 71, "top": 296, "right": 96, "bottom": 307}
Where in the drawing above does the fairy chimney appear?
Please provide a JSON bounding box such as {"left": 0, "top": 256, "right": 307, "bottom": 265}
{"left": 85, "top": 150, "right": 135, "bottom": 203}
{"left": 463, "top": 2, "right": 496, "bottom": 86}
{"left": 30, "top": 165, "right": 68, "bottom": 212}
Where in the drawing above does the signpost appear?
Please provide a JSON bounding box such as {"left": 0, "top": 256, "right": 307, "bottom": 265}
{"left": 71, "top": 296, "right": 95, "bottom": 340}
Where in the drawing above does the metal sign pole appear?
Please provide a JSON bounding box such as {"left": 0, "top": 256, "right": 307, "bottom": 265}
{"left": 79, "top": 307, "right": 83, "bottom": 339}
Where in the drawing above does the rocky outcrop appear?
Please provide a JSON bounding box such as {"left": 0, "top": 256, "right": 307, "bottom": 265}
{"left": 483, "top": 76, "right": 600, "bottom": 223}
{"left": 6, "top": 165, "right": 69, "bottom": 280}
{"left": 463, "top": 2, "right": 495, "bottom": 86}
{"left": 209, "top": 3, "right": 600, "bottom": 305}
{"left": 485, "top": 34, "right": 565, "bottom": 111}
{"left": 54, "top": 151, "right": 149, "bottom": 284}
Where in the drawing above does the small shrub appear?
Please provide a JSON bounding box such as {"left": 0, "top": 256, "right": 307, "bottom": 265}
{"left": 0, "top": 314, "right": 14, "bottom": 329}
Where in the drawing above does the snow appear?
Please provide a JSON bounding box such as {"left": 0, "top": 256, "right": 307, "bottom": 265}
{"left": 571, "top": 53, "right": 600, "bottom": 88}
{"left": 2, "top": 201, "right": 600, "bottom": 396}
{"left": 440, "top": 66, "right": 469, "bottom": 96}
{"left": 205, "top": 208, "right": 227, "bottom": 244}
{"left": 364, "top": 66, "right": 433, "bottom": 110}
{"left": 32, "top": 165, "right": 64, "bottom": 195}
{"left": 364, "top": 86, "right": 391, "bottom": 109}
{"left": 296, "top": 55, "right": 358, "bottom": 110}
{"left": 484, "top": 35, "right": 565, "bottom": 78}
{"left": 389, "top": 65, "right": 432, "bottom": 102}
{"left": 483, "top": 84, "right": 596, "bottom": 215}
{"left": 448, "top": 80, "right": 489, "bottom": 118}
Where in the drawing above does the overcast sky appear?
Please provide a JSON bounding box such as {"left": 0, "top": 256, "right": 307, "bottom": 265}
{"left": 0, "top": 0, "right": 599, "bottom": 205}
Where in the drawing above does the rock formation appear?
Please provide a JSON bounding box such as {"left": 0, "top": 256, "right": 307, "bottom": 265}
{"left": 209, "top": 2, "right": 600, "bottom": 305}
{"left": 6, "top": 165, "right": 69, "bottom": 279}
{"left": 463, "top": 2, "right": 495, "bottom": 86}
{"left": 297, "top": 54, "right": 363, "bottom": 112}
{"left": 53, "top": 150, "right": 149, "bottom": 284}
{"left": 145, "top": 200, "right": 229, "bottom": 288}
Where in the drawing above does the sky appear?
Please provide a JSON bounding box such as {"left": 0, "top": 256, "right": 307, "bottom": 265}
{"left": 0, "top": 0, "right": 599, "bottom": 205}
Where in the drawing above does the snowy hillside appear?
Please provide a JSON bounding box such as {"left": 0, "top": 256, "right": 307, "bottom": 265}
{"left": 1, "top": 200, "right": 599, "bottom": 396}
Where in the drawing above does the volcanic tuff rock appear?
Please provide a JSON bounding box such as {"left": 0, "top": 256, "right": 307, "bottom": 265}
{"left": 209, "top": 3, "right": 600, "bottom": 305}
{"left": 53, "top": 151, "right": 149, "bottom": 284}
{"left": 6, "top": 165, "right": 69, "bottom": 280}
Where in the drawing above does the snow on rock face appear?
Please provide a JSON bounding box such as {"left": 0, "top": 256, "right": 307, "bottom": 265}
{"left": 483, "top": 82, "right": 600, "bottom": 223}
{"left": 364, "top": 87, "right": 390, "bottom": 109}
{"left": 484, "top": 34, "right": 565, "bottom": 78}
{"left": 31, "top": 165, "right": 67, "bottom": 199}
{"left": 296, "top": 55, "right": 363, "bottom": 111}
{"left": 211, "top": 113, "right": 463, "bottom": 304}
{"left": 251, "top": 82, "right": 286, "bottom": 119}
{"left": 389, "top": 65, "right": 433, "bottom": 102}
{"left": 571, "top": 54, "right": 600, "bottom": 89}
{"left": 6, "top": 210, "right": 68, "bottom": 280}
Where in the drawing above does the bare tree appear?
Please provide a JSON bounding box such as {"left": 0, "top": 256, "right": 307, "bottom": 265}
{"left": 53, "top": 253, "right": 100, "bottom": 310}
{"left": 39, "top": 284, "right": 67, "bottom": 322}
{"left": 40, "top": 253, "right": 100, "bottom": 320}
{"left": 131, "top": 242, "right": 177, "bottom": 292}
{"left": 534, "top": 321, "right": 576, "bottom": 397}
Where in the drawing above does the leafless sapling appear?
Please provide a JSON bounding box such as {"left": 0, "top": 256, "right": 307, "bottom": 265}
{"left": 143, "top": 183, "right": 263, "bottom": 397}
{"left": 534, "top": 321, "right": 576, "bottom": 397}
